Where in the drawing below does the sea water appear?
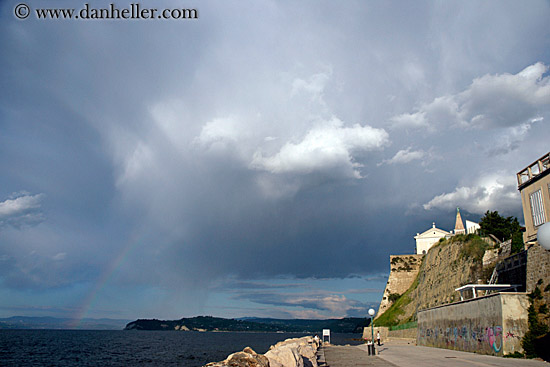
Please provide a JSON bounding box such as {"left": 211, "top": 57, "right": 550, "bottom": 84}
{"left": 0, "top": 330, "right": 362, "bottom": 366}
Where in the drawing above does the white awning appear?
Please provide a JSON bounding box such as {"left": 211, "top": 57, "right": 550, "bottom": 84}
{"left": 454, "top": 284, "right": 521, "bottom": 301}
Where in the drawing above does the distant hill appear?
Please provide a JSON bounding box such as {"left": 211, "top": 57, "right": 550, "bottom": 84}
{"left": 124, "top": 316, "right": 369, "bottom": 333}
{"left": 0, "top": 316, "right": 132, "bottom": 330}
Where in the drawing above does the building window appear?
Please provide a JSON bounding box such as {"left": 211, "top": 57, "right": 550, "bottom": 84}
{"left": 530, "top": 189, "right": 546, "bottom": 227}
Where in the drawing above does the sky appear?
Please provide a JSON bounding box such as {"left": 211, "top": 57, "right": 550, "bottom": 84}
{"left": 1, "top": 0, "right": 549, "bottom": 321}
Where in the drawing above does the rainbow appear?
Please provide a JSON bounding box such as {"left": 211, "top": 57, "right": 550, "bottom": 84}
{"left": 70, "top": 232, "right": 141, "bottom": 328}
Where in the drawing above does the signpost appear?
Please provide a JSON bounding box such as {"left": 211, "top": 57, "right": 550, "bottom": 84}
{"left": 322, "top": 329, "right": 330, "bottom": 344}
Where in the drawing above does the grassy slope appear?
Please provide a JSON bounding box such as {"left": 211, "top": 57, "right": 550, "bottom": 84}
{"left": 375, "top": 264, "right": 422, "bottom": 326}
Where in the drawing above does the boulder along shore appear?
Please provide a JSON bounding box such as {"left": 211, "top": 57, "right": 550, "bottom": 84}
{"left": 204, "top": 335, "right": 321, "bottom": 367}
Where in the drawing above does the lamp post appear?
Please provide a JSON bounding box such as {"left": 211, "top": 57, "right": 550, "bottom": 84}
{"left": 538, "top": 222, "right": 550, "bottom": 250}
{"left": 368, "top": 308, "right": 375, "bottom": 355}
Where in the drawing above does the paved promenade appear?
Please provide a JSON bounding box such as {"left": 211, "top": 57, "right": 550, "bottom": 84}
{"left": 323, "top": 345, "right": 389, "bottom": 366}
{"left": 321, "top": 340, "right": 549, "bottom": 367}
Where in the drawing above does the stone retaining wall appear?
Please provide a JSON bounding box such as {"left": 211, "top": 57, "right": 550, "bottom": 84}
{"left": 388, "top": 327, "right": 417, "bottom": 340}
{"left": 417, "top": 292, "right": 528, "bottom": 356}
{"left": 526, "top": 242, "right": 550, "bottom": 328}
{"left": 362, "top": 326, "right": 388, "bottom": 342}
{"left": 363, "top": 326, "right": 417, "bottom": 342}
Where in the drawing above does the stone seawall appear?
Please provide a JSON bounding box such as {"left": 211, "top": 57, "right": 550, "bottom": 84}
{"left": 204, "top": 336, "right": 320, "bottom": 367}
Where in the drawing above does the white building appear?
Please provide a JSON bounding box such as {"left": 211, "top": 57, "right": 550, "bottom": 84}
{"left": 466, "top": 220, "right": 480, "bottom": 234}
{"left": 414, "top": 223, "right": 450, "bottom": 255}
{"left": 414, "top": 209, "right": 480, "bottom": 255}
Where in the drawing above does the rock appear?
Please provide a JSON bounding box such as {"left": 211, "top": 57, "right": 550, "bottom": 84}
{"left": 204, "top": 336, "right": 319, "bottom": 367}
{"left": 204, "top": 347, "right": 269, "bottom": 367}
{"left": 265, "top": 345, "right": 303, "bottom": 367}
{"left": 297, "top": 344, "right": 317, "bottom": 367}
{"left": 265, "top": 336, "right": 319, "bottom": 367}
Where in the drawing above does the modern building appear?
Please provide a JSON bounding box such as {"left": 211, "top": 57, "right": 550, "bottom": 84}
{"left": 517, "top": 152, "right": 550, "bottom": 243}
{"left": 414, "top": 223, "right": 450, "bottom": 255}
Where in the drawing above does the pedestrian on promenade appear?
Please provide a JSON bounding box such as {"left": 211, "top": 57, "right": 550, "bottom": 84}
{"left": 377, "top": 331, "right": 381, "bottom": 346}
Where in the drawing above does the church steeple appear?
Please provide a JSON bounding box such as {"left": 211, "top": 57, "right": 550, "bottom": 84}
{"left": 454, "top": 207, "right": 465, "bottom": 234}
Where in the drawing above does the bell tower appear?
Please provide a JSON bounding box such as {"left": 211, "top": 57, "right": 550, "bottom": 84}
{"left": 454, "top": 207, "right": 465, "bottom": 235}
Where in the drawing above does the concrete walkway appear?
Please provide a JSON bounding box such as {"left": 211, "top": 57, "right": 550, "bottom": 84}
{"left": 356, "top": 339, "right": 550, "bottom": 367}
{"left": 322, "top": 345, "right": 391, "bottom": 367}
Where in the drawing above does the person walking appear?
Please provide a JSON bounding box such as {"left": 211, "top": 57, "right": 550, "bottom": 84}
{"left": 376, "top": 331, "right": 381, "bottom": 346}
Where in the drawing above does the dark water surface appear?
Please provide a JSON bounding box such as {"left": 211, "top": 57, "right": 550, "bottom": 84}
{"left": 0, "top": 330, "right": 363, "bottom": 366}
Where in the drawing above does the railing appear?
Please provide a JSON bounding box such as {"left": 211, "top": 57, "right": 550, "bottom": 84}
{"left": 389, "top": 321, "right": 417, "bottom": 331}
{"left": 517, "top": 152, "right": 550, "bottom": 188}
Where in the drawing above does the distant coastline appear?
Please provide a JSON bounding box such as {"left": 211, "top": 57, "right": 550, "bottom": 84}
{"left": 124, "top": 316, "right": 369, "bottom": 333}
{"left": 0, "top": 316, "right": 131, "bottom": 330}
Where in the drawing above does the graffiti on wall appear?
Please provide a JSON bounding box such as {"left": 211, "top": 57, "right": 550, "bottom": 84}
{"left": 486, "top": 326, "right": 502, "bottom": 353}
{"left": 418, "top": 324, "right": 504, "bottom": 354}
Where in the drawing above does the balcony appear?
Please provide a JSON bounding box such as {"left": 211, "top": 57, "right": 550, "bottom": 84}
{"left": 517, "top": 152, "right": 550, "bottom": 189}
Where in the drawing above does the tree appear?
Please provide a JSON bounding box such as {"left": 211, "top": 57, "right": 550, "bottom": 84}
{"left": 479, "top": 210, "right": 524, "bottom": 253}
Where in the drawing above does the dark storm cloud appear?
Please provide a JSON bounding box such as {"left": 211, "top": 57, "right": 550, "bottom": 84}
{"left": 1, "top": 0, "right": 549, "bottom": 318}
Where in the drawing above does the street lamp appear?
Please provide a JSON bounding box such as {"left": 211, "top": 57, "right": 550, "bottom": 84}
{"left": 538, "top": 222, "right": 550, "bottom": 250}
{"left": 368, "top": 308, "right": 375, "bottom": 354}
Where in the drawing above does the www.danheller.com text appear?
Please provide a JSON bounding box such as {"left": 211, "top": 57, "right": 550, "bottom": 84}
{"left": 15, "top": 2, "right": 199, "bottom": 20}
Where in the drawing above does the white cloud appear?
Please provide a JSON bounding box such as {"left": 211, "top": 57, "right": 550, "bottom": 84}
{"left": 423, "top": 172, "right": 520, "bottom": 215}
{"left": 250, "top": 117, "right": 389, "bottom": 178}
{"left": 195, "top": 116, "right": 248, "bottom": 153}
{"left": 238, "top": 291, "right": 369, "bottom": 318}
{"left": 392, "top": 62, "right": 550, "bottom": 130}
{"left": 379, "top": 148, "right": 426, "bottom": 166}
{"left": 286, "top": 294, "right": 365, "bottom": 316}
{"left": 390, "top": 111, "right": 428, "bottom": 129}
{"left": 291, "top": 70, "right": 332, "bottom": 104}
{"left": 0, "top": 193, "right": 44, "bottom": 228}
{"left": 190, "top": 69, "right": 389, "bottom": 187}
{"left": 52, "top": 252, "right": 67, "bottom": 261}
{"left": 0, "top": 194, "right": 41, "bottom": 217}
{"left": 115, "top": 141, "right": 154, "bottom": 187}
{"left": 485, "top": 120, "right": 537, "bottom": 156}
{"left": 280, "top": 309, "right": 326, "bottom": 319}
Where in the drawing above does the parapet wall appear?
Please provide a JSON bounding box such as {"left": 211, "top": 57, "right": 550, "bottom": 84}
{"left": 417, "top": 293, "right": 528, "bottom": 356}
{"left": 388, "top": 327, "right": 417, "bottom": 340}
{"left": 362, "top": 326, "right": 416, "bottom": 342}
